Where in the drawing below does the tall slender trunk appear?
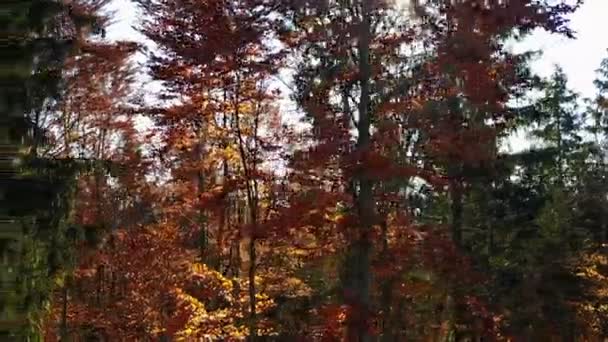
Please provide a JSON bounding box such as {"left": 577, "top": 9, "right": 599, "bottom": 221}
{"left": 60, "top": 279, "right": 68, "bottom": 340}
{"left": 248, "top": 235, "right": 257, "bottom": 341}
{"left": 234, "top": 197, "right": 242, "bottom": 279}
{"left": 216, "top": 111, "right": 230, "bottom": 271}
{"left": 95, "top": 265, "right": 102, "bottom": 305}
{"left": 198, "top": 169, "right": 208, "bottom": 259}
{"left": 487, "top": 214, "right": 494, "bottom": 257}
{"left": 216, "top": 91, "right": 231, "bottom": 271}
{"left": 232, "top": 71, "right": 260, "bottom": 341}
{"left": 216, "top": 172, "right": 227, "bottom": 270}
{"left": 197, "top": 123, "right": 208, "bottom": 259}
{"left": 345, "top": 1, "right": 373, "bottom": 340}
{"left": 557, "top": 111, "right": 564, "bottom": 185}
{"left": 437, "top": 293, "right": 455, "bottom": 342}
{"left": 379, "top": 220, "right": 395, "bottom": 342}
{"left": 449, "top": 177, "right": 463, "bottom": 248}
{"left": 447, "top": 171, "right": 463, "bottom": 340}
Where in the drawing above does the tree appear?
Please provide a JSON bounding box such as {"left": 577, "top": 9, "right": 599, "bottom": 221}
{"left": 44, "top": 220, "right": 272, "bottom": 340}
{"left": 528, "top": 66, "right": 584, "bottom": 184}
{"left": 1, "top": 0, "right": 120, "bottom": 338}
{"left": 21, "top": 0, "right": 603, "bottom": 340}
{"left": 277, "top": 0, "right": 581, "bottom": 339}
{"left": 427, "top": 54, "right": 608, "bottom": 339}
{"left": 136, "top": 0, "right": 292, "bottom": 339}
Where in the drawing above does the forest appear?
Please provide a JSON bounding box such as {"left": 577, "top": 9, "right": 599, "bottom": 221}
{"left": 2, "top": 0, "right": 608, "bottom": 340}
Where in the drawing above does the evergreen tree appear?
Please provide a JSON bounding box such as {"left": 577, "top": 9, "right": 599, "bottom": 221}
{"left": 1, "top": 0, "right": 109, "bottom": 338}
{"left": 442, "top": 60, "right": 608, "bottom": 339}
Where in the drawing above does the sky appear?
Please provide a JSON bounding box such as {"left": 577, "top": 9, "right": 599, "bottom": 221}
{"left": 104, "top": 0, "right": 608, "bottom": 149}
{"left": 515, "top": 0, "right": 608, "bottom": 97}
{"left": 505, "top": 0, "right": 608, "bottom": 151}
{"left": 105, "top": 0, "right": 608, "bottom": 94}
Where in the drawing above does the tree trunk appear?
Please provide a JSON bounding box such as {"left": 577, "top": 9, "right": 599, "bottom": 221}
{"left": 248, "top": 236, "right": 257, "bottom": 341}
{"left": 232, "top": 70, "right": 260, "bottom": 340}
{"left": 345, "top": 1, "right": 374, "bottom": 340}
{"left": 437, "top": 293, "right": 455, "bottom": 342}
{"left": 379, "top": 219, "right": 396, "bottom": 342}
{"left": 198, "top": 174, "right": 208, "bottom": 259}
{"left": 449, "top": 178, "right": 463, "bottom": 248}
{"left": 60, "top": 280, "right": 68, "bottom": 341}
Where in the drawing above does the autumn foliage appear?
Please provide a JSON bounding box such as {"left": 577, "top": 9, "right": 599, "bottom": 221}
{"left": 35, "top": 0, "right": 608, "bottom": 341}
